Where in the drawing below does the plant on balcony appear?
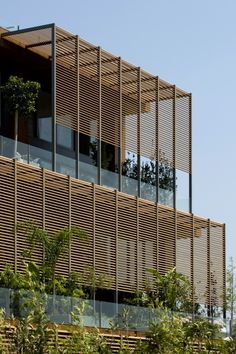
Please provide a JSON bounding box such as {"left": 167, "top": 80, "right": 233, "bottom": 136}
{"left": 0, "top": 75, "right": 40, "bottom": 158}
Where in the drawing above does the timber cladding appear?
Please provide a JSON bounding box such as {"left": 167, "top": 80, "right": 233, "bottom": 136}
{"left": 0, "top": 156, "right": 225, "bottom": 307}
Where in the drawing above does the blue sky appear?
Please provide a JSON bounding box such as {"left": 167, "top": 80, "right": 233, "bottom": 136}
{"left": 1, "top": 0, "right": 236, "bottom": 263}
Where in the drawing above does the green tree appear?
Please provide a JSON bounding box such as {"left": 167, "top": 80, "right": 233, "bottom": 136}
{"left": 134, "top": 267, "right": 193, "bottom": 312}
{"left": 19, "top": 221, "right": 86, "bottom": 296}
{"left": 226, "top": 257, "right": 236, "bottom": 338}
{"left": 0, "top": 75, "right": 40, "bottom": 158}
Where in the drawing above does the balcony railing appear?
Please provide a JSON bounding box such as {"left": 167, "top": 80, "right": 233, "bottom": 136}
{"left": 0, "top": 288, "right": 229, "bottom": 335}
{"left": 0, "top": 135, "right": 52, "bottom": 170}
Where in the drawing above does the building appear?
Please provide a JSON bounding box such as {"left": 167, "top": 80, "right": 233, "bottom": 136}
{"left": 0, "top": 24, "right": 225, "bottom": 312}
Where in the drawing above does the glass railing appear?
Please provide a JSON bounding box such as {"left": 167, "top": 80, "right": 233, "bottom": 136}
{"left": 56, "top": 153, "right": 76, "bottom": 178}
{"left": 0, "top": 135, "right": 52, "bottom": 170}
{"left": 0, "top": 288, "right": 229, "bottom": 335}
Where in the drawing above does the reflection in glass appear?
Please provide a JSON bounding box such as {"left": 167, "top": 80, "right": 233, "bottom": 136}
{"left": 140, "top": 157, "right": 156, "bottom": 202}
{"left": 79, "top": 133, "right": 98, "bottom": 184}
{"left": 57, "top": 125, "right": 74, "bottom": 150}
{"left": 0, "top": 135, "right": 52, "bottom": 170}
{"left": 101, "top": 141, "right": 119, "bottom": 189}
{"left": 56, "top": 125, "right": 76, "bottom": 177}
{"left": 121, "top": 151, "right": 138, "bottom": 196}
{"left": 176, "top": 169, "right": 190, "bottom": 212}
{"left": 38, "top": 117, "right": 52, "bottom": 143}
{"left": 56, "top": 153, "right": 76, "bottom": 177}
{"left": 158, "top": 151, "right": 174, "bottom": 208}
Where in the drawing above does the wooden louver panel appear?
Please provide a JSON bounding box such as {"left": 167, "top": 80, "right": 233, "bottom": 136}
{"left": 45, "top": 170, "right": 69, "bottom": 276}
{"left": 56, "top": 29, "right": 78, "bottom": 130}
{"left": 101, "top": 51, "right": 120, "bottom": 147}
{"left": 158, "top": 206, "right": 175, "bottom": 274}
{"left": 118, "top": 194, "right": 137, "bottom": 292}
{"left": 176, "top": 95, "right": 191, "bottom": 173}
{"left": 71, "top": 180, "right": 94, "bottom": 273}
{"left": 17, "top": 164, "right": 43, "bottom": 271}
{"left": 79, "top": 44, "right": 99, "bottom": 139}
{"left": 210, "top": 223, "right": 225, "bottom": 307}
{"left": 0, "top": 158, "right": 15, "bottom": 270}
{"left": 95, "top": 186, "right": 116, "bottom": 288}
{"left": 0, "top": 156, "right": 225, "bottom": 305}
{"left": 122, "top": 64, "right": 138, "bottom": 155}
{"left": 176, "top": 211, "right": 192, "bottom": 280}
{"left": 194, "top": 217, "right": 208, "bottom": 306}
{"left": 138, "top": 200, "right": 157, "bottom": 289}
{"left": 158, "top": 87, "right": 174, "bottom": 167}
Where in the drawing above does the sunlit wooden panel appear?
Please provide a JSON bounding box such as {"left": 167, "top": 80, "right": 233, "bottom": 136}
{"left": 210, "top": 223, "right": 225, "bottom": 308}
{"left": 176, "top": 94, "right": 191, "bottom": 173}
{"left": 138, "top": 200, "right": 157, "bottom": 289}
{"left": 56, "top": 28, "right": 78, "bottom": 131}
{"left": 95, "top": 185, "right": 116, "bottom": 288}
{"left": 0, "top": 158, "right": 15, "bottom": 270}
{"left": 194, "top": 217, "right": 209, "bottom": 306}
{"left": 118, "top": 193, "right": 137, "bottom": 292}
{"left": 158, "top": 205, "right": 175, "bottom": 274}
{"left": 16, "top": 164, "right": 43, "bottom": 271}
{"left": 71, "top": 179, "right": 94, "bottom": 274}
{"left": 45, "top": 170, "right": 69, "bottom": 276}
{"left": 176, "top": 211, "right": 192, "bottom": 280}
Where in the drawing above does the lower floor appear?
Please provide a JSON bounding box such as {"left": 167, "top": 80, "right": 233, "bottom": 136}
{"left": 0, "top": 156, "right": 225, "bottom": 310}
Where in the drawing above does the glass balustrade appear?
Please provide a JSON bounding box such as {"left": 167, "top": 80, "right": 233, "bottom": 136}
{"left": 0, "top": 135, "right": 52, "bottom": 170}
{"left": 0, "top": 287, "right": 228, "bottom": 335}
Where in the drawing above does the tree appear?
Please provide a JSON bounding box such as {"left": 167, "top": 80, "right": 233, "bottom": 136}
{"left": 0, "top": 75, "right": 40, "bottom": 157}
{"left": 226, "top": 257, "right": 236, "bottom": 337}
{"left": 134, "top": 267, "right": 193, "bottom": 313}
{"left": 18, "top": 221, "right": 87, "bottom": 296}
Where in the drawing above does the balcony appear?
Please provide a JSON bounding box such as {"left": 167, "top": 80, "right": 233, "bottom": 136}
{"left": 0, "top": 287, "right": 229, "bottom": 335}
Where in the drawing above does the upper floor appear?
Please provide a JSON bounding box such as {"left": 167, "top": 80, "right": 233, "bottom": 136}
{"left": 0, "top": 24, "right": 191, "bottom": 212}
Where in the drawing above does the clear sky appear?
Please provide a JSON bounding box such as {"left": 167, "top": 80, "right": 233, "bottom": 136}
{"left": 1, "top": 0, "right": 235, "bottom": 263}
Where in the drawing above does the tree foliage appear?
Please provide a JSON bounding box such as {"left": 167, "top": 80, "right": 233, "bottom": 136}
{"left": 0, "top": 75, "right": 40, "bottom": 116}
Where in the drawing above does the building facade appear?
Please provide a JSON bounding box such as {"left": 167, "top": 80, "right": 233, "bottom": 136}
{"left": 0, "top": 24, "right": 225, "bottom": 310}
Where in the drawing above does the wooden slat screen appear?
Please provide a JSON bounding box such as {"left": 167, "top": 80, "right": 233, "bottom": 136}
{"left": 140, "top": 76, "right": 156, "bottom": 160}
{"left": 176, "top": 211, "right": 192, "bottom": 280}
{"left": 138, "top": 200, "right": 157, "bottom": 288}
{"left": 176, "top": 95, "right": 191, "bottom": 173}
{"left": 122, "top": 63, "right": 138, "bottom": 156}
{"left": 95, "top": 185, "right": 116, "bottom": 287}
{"left": 2, "top": 26, "right": 192, "bottom": 175}
{"left": 159, "top": 87, "right": 174, "bottom": 167}
{"left": 194, "top": 217, "right": 209, "bottom": 306}
{"left": 0, "top": 158, "right": 15, "bottom": 270}
{"left": 56, "top": 28, "right": 78, "bottom": 130}
{"left": 0, "top": 157, "right": 225, "bottom": 303}
{"left": 17, "top": 164, "right": 43, "bottom": 271}
{"left": 210, "top": 223, "right": 225, "bottom": 307}
{"left": 79, "top": 43, "right": 99, "bottom": 139}
{"left": 101, "top": 51, "right": 120, "bottom": 147}
{"left": 118, "top": 193, "right": 137, "bottom": 292}
{"left": 71, "top": 179, "right": 93, "bottom": 273}
{"left": 45, "top": 171, "right": 69, "bottom": 276}
{"left": 158, "top": 206, "right": 175, "bottom": 274}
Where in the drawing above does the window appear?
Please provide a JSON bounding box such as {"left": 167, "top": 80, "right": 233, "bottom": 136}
{"left": 57, "top": 125, "right": 74, "bottom": 150}
{"left": 38, "top": 117, "right": 52, "bottom": 142}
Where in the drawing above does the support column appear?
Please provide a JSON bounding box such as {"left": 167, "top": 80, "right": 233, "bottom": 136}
{"left": 76, "top": 35, "right": 80, "bottom": 179}
{"left": 155, "top": 76, "right": 159, "bottom": 204}
{"left": 14, "top": 159, "right": 17, "bottom": 272}
{"left": 98, "top": 47, "right": 102, "bottom": 185}
{"left": 173, "top": 85, "right": 176, "bottom": 210}
{"left": 52, "top": 25, "right": 57, "bottom": 172}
